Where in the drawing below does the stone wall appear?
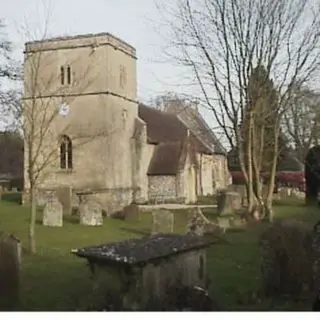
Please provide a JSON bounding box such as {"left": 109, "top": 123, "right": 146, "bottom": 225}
{"left": 148, "top": 176, "right": 177, "bottom": 202}
{"left": 213, "top": 154, "right": 230, "bottom": 190}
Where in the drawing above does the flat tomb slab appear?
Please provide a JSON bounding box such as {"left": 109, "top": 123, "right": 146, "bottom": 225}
{"left": 71, "top": 233, "right": 215, "bottom": 266}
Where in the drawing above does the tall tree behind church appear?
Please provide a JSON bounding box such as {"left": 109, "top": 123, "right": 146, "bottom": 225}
{"left": 241, "top": 65, "right": 284, "bottom": 205}
{"left": 243, "top": 65, "right": 284, "bottom": 169}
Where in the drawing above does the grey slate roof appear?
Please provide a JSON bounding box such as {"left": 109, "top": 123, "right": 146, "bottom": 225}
{"left": 164, "top": 102, "right": 227, "bottom": 155}
{"left": 72, "top": 233, "right": 215, "bottom": 266}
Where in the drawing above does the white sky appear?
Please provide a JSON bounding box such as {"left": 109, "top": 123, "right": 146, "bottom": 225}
{"left": 1, "top": 0, "right": 185, "bottom": 103}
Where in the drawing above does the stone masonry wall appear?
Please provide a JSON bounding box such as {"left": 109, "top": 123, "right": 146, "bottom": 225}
{"left": 148, "top": 176, "right": 177, "bottom": 202}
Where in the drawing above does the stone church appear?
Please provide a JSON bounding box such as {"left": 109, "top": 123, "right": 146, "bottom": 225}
{"left": 23, "top": 33, "right": 230, "bottom": 214}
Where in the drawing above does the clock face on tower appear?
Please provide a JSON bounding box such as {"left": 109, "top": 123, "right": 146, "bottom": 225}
{"left": 58, "top": 103, "right": 70, "bottom": 116}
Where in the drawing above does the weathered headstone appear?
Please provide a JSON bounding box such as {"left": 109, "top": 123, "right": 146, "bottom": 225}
{"left": 110, "top": 204, "right": 140, "bottom": 221}
{"left": 79, "top": 201, "right": 103, "bottom": 226}
{"left": 123, "top": 204, "right": 140, "bottom": 220}
{"left": 228, "top": 185, "right": 247, "bottom": 205}
{"left": 217, "top": 190, "right": 242, "bottom": 216}
{"left": 0, "top": 232, "right": 21, "bottom": 310}
{"left": 152, "top": 210, "right": 174, "bottom": 234}
{"left": 56, "top": 186, "right": 72, "bottom": 215}
{"left": 187, "top": 209, "right": 205, "bottom": 236}
{"left": 43, "top": 197, "right": 63, "bottom": 227}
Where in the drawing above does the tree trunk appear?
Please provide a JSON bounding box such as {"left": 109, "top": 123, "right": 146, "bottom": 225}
{"left": 28, "top": 185, "right": 37, "bottom": 254}
{"left": 246, "top": 111, "right": 257, "bottom": 212}
{"left": 264, "top": 125, "right": 280, "bottom": 223}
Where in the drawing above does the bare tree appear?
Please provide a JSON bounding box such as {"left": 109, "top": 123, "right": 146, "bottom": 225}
{"left": 156, "top": 0, "right": 320, "bottom": 221}
{"left": 283, "top": 85, "right": 320, "bottom": 162}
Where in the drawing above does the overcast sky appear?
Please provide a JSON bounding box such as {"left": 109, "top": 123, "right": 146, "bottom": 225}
{"left": 1, "top": 0, "right": 183, "bottom": 103}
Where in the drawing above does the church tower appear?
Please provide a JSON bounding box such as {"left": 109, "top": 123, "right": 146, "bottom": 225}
{"left": 23, "top": 33, "right": 138, "bottom": 213}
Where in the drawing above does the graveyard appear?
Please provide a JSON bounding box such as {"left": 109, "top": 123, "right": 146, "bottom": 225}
{"left": 0, "top": 192, "right": 319, "bottom": 311}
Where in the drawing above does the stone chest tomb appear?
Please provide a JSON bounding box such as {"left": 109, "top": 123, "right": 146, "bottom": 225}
{"left": 72, "top": 233, "right": 215, "bottom": 310}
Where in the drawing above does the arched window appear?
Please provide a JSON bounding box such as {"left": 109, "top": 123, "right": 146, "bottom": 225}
{"left": 60, "top": 135, "right": 72, "bottom": 169}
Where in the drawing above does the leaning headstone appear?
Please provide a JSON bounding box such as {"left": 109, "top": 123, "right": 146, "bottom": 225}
{"left": 43, "top": 198, "right": 63, "bottom": 227}
{"left": 217, "top": 190, "right": 242, "bottom": 216}
{"left": 0, "top": 232, "right": 21, "bottom": 310}
{"left": 152, "top": 210, "right": 174, "bottom": 234}
{"left": 79, "top": 201, "right": 103, "bottom": 226}
{"left": 56, "top": 186, "right": 72, "bottom": 215}
{"left": 110, "top": 203, "right": 140, "bottom": 221}
{"left": 186, "top": 207, "right": 221, "bottom": 236}
{"left": 187, "top": 209, "right": 205, "bottom": 236}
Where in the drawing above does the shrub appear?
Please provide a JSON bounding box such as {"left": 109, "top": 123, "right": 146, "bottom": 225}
{"left": 259, "top": 220, "right": 313, "bottom": 298}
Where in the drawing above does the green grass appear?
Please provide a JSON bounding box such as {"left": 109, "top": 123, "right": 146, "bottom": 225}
{"left": 0, "top": 195, "right": 319, "bottom": 311}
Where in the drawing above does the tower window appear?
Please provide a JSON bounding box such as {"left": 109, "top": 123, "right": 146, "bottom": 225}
{"left": 60, "top": 66, "right": 65, "bottom": 85}
{"left": 67, "top": 65, "right": 71, "bottom": 85}
{"left": 60, "top": 135, "right": 73, "bottom": 169}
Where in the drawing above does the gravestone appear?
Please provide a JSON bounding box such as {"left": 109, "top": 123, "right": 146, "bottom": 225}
{"left": 186, "top": 207, "right": 221, "bottom": 236}
{"left": 217, "top": 190, "right": 241, "bottom": 216}
{"left": 110, "top": 204, "right": 140, "bottom": 221}
{"left": 228, "top": 185, "right": 247, "bottom": 205}
{"left": 43, "top": 197, "right": 63, "bottom": 227}
{"left": 79, "top": 201, "right": 103, "bottom": 226}
{"left": 152, "top": 210, "right": 174, "bottom": 234}
{"left": 56, "top": 186, "right": 72, "bottom": 215}
{"left": 123, "top": 204, "right": 139, "bottom": 220}
{"left": 0, "top": 232, "right": 21, "bottom": 310}
{"left": 187, "top": 209, "right": 205, "bottom": 236}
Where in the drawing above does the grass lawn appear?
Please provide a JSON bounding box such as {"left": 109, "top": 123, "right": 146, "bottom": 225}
{"left": 0, "top": 194, "right": 319, "bottom": 311}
